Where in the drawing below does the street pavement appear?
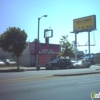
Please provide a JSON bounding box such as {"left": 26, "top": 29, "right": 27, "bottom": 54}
{"left": 0, "top": 72, "right": 100, "bottom": 100}
{"left": 0, "top": 65, "right": 100, "bottom": 100}
{"left": 0, "top": 64, "right": 100, "bottom": 76}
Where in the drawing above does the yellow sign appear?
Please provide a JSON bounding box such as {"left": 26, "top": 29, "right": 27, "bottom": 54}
{"left": 73, "top": 15, "right": 96, "bottom": 32}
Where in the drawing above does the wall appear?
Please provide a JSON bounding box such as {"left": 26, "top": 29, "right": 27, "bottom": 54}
{"left": 0, "top": 43, "right": 30, "bottom": 67}
{"left": 18, "top": 42, "right": 30, "bottom": 66}
{"left": 29, "top": 42, "right": 61, "bottom": 67}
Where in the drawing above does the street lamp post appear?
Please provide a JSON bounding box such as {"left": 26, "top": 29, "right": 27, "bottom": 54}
{"left": 37, "top": 15, "right": 47, "bottom": 71}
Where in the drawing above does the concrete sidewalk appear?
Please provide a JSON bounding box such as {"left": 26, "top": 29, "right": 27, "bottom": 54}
{"left": 53, "top": 64, "right": 100, "bottom": 76}
{"left": 0, "top": 65, "right": 100, "bottom": 76}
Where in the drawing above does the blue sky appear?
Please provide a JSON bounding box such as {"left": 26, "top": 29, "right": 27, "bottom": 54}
{"left": 0, "top": 0, "right": 100, "bottom": 53}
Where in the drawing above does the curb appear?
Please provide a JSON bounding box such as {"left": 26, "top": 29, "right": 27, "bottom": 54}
{"left": 53, "top": 71, "right": 100, "bottom": 76}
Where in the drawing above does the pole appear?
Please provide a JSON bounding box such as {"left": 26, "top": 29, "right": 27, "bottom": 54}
{"left": 75, "top": 33, "right": 77, "bottom": 61}
{"left": 36, "top": 15, "right": 47, "bottom": 71}
{"left": 88, "top": 31, "right": 90, "bottom": 61}
{"left": 37, "top": 18, "right": 40, "bottom": 71}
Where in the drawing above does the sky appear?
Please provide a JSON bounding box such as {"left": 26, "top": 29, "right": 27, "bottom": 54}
{"left": 0, "top": 0, "right": 100, "bottom": 53}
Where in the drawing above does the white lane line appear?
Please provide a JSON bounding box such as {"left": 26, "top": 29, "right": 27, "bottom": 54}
{"left": 78, "top": 80, "right": 100, "bottom": 84}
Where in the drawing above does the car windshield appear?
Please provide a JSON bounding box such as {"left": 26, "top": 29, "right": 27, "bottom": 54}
{"left": 52, "top": 59, "right": 58, "bottom": 62}
{"left": 8, "top": 59, "right": 14, "bottom": 62}
{"left": 76, "top": 60, "right": 82, "bottom": 63}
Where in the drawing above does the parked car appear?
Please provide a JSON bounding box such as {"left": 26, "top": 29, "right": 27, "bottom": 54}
{"left": 3, "top": 59, "right": 16, "bottom": 65}
{"left": 0, "top": 59, "right": 5, "bottom": 66}
{"left": 72, "top": 59, "right": 91, "bottom": 68}
{"left": 71, "top": 60, "right": 76, "bottom": 64}
{"left": 45, "top": 58, "right": 72, "bottom": 70}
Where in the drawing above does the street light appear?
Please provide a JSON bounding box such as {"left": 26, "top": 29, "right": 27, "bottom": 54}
{"left": 37, "top": 15, "right": 48, "bottom": 71}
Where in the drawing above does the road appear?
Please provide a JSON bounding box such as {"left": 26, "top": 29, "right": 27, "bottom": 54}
{"left": 0, "top": 69, "right": 100, "bottom": 100}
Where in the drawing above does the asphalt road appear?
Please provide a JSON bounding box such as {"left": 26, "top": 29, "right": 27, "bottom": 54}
{"left": 0, "top": 70, "right": 100, "bottom": 100}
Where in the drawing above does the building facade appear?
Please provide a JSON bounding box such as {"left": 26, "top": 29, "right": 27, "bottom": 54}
{"left": 29, "top": 42, "right": 61, "bottom": 66}
{"left": 0, "top": 42, "right": 61, "bottom": 67}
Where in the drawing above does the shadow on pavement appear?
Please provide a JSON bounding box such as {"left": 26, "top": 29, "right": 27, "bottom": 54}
{"left": 0, "top": 69, "right": 26, "bottom": 73}
{"left": 0, "top": 68, "right": 46, "bottom": 73}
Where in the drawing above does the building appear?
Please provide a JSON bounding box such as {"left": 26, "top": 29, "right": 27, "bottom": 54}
{"left": 29, "top": 41, "right": 61, "bottom": 66}
{"left": 0, "top": 42, "right": 61, "bottom": 67}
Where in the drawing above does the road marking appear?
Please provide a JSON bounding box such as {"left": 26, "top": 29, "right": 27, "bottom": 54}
{"left": 0, "top": 75, "right": 62, "bottom": 84}
{"left": 0, "top": 75, "right": 51, "bottom": 84}
{"left": 78, "top": 80, "right": 100, "bottom": 84}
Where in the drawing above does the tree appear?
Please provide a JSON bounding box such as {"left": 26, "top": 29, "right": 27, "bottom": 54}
{"left": 0, "top": 27, "right": 27, "bottom": 70}
{"left": 58, "top": 35, "right": 75, "bottom": 58}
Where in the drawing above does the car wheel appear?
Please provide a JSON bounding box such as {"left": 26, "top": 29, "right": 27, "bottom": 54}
{"left": 45, "top": 65, "right": 49, "bottom": 70}
{"left": 52, "top": 66, "right": 56, "bottom": 70}
{"left": 45, "top": 67, "right": 49, "bottom": 70}
{"left": 87, "top": 65, "right": 90, "bottom": 68}
{"left": 66, "top": 66, "right": 69, "bottom": 69}
{"left": 77, "top": 65, "right": 80, "bottom": 68}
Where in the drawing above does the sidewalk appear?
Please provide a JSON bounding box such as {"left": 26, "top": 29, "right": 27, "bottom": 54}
{"left": 53, "top": 64, "right": 100, "bottom": 76}
{"left": 0, "top": 65, "right": 100, "bottom": 76}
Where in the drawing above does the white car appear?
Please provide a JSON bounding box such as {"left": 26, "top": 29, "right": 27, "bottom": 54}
{"left": 72, "top": 59, "right": 91, "bottom": 68}
{"left": 3, "top": 59, "right": 16, "bottom": 65}
{"left": 0, "top": 59, "right": 5, "bottom": 66}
